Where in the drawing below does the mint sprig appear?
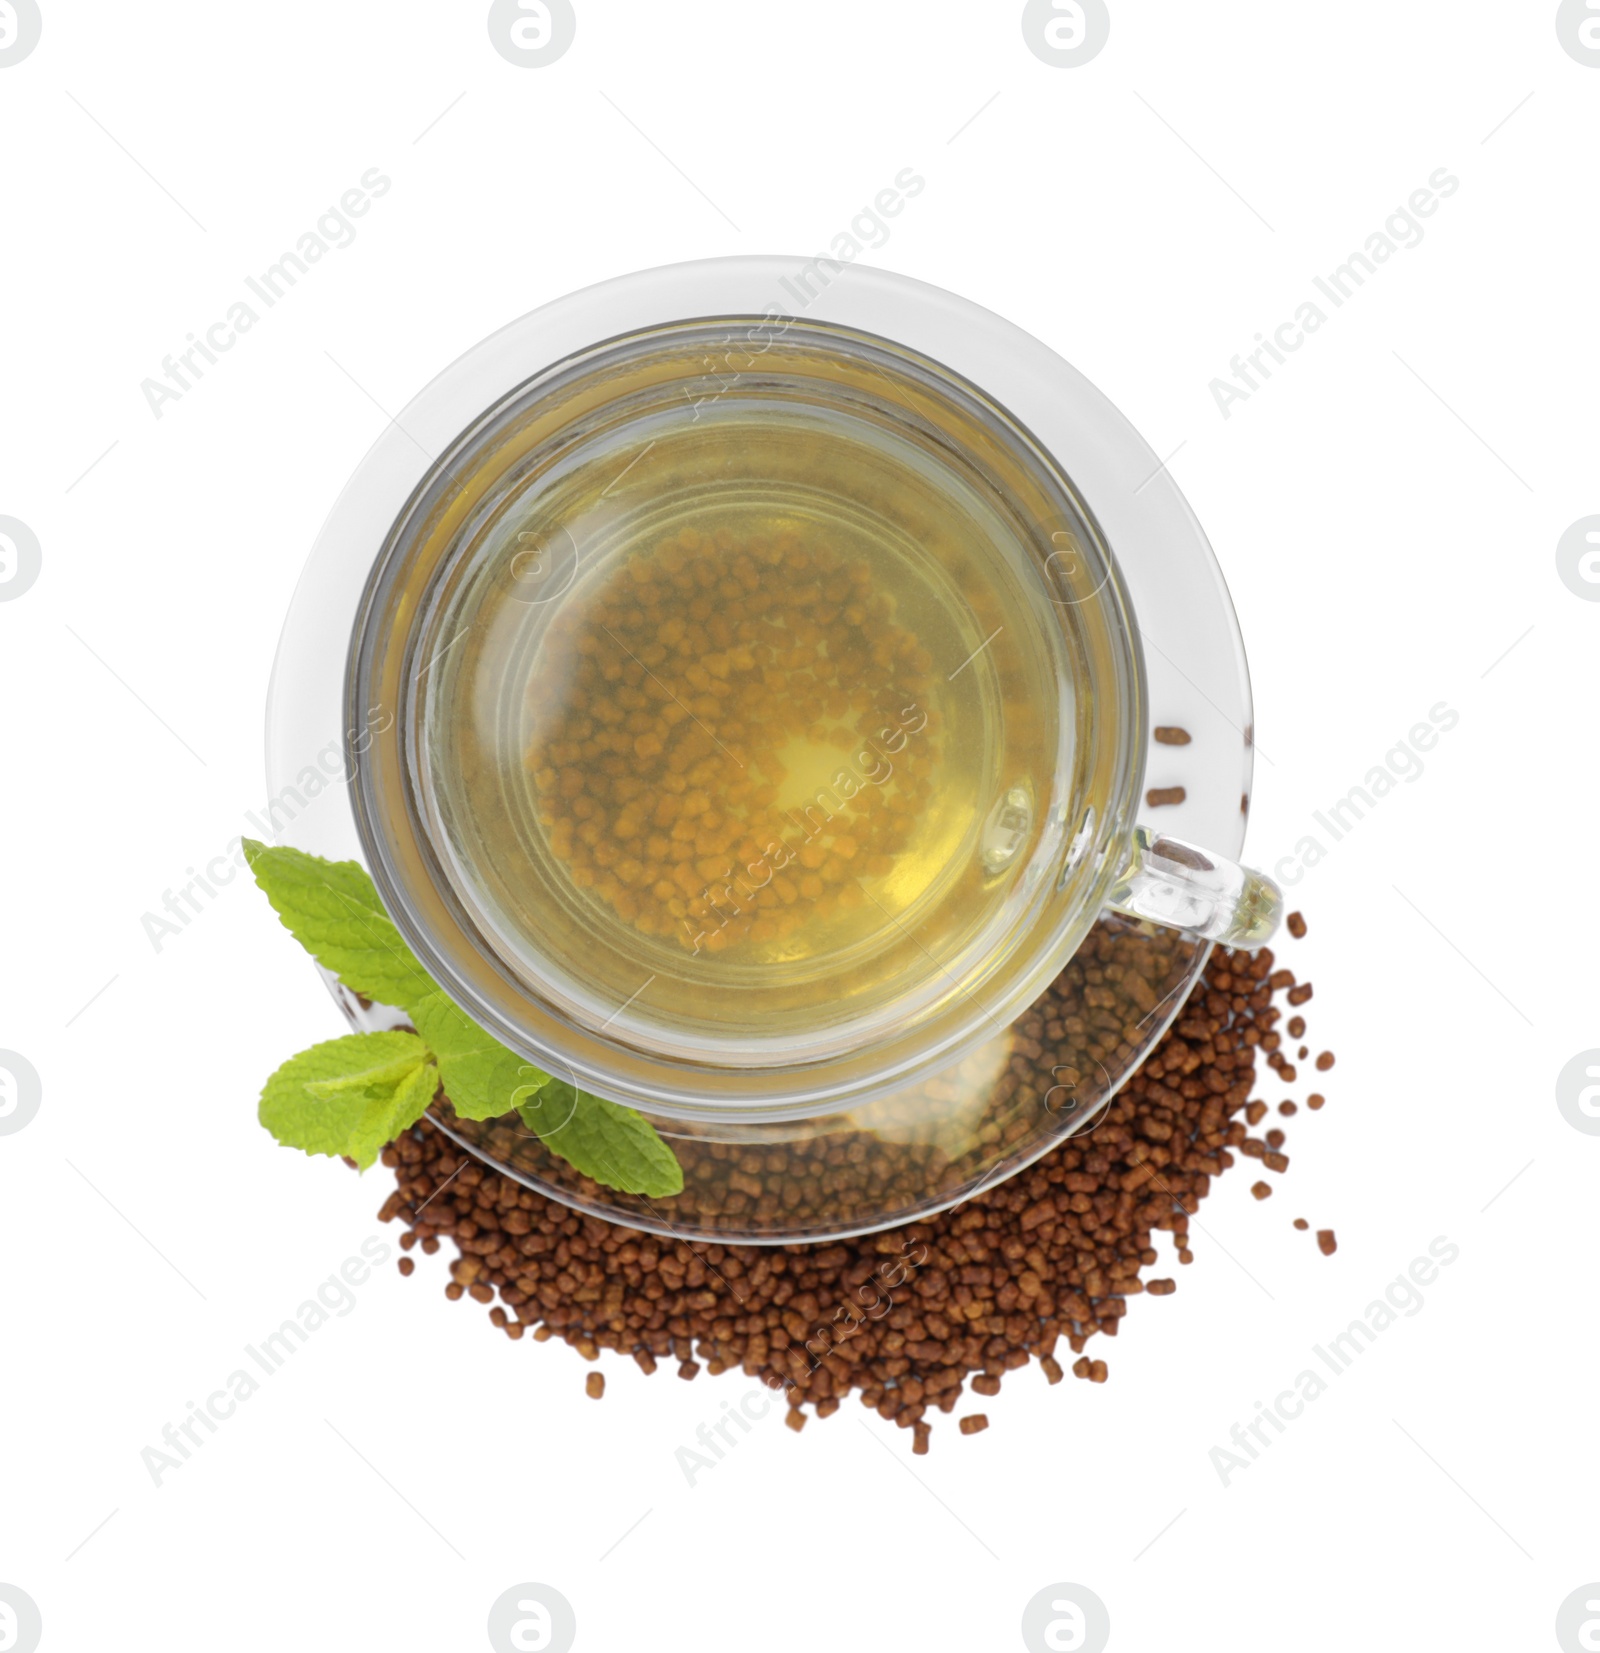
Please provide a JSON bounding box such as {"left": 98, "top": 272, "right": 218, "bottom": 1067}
{"left": 243, "top": 840, "right": 684, "bottom": 1197}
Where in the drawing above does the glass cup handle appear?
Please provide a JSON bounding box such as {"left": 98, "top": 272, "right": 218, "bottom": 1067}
{"left": 1105, "top": 826, "right": 1282, "bottom": 946}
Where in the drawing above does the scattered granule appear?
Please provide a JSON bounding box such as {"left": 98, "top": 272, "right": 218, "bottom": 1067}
{"left": 1287, "top": 1015, "right": 1306, "bottom": 1038}
{"left": 1316, "top": 1051, "right": 1336, "bottom": 1071}
{"left": 1278, "top": 1101, "right": 1297, "bottom": 1117}
{"left": 785, "top": 1409, "right": 807, "bottom": 1433}
{"left": 1287, "top": 911, "right": 1307, "bottom": 938}
{"left": 1307, "top": 1093, "right": 1326, "bottom": 1111}
{"left": 376, "top": 935, "right": 1334, "bottom": 1444}
{"left": 1153, "top": 726, "right": 1192, "bottom": 745}
{"left": 1146, "top": 785, "right": 1186, "bottom": 807}
{"left": 586, "top": 1372, "right": 605, "bottom": 1400}
{"left": 1288, "top": 982, "right": 1313, "bottom": 1005}
{"left": 397, "top": 1255, "right": 415, "bottom": 1276}
{"left": 959, "top": 1414, "right": 990, "bottom": 1436}
{"left": 1317, "top": 1230, "right": 1338, "bottom": 1256}
{"left": 912, "top": 1422, "right": 932, "bottom": 1455}
{"left": 1293, "top": 1218, "right": 1309, "bottom": 1231}
{"left": 1251, "top": 1181, "right": 1272, "bottom": 1200}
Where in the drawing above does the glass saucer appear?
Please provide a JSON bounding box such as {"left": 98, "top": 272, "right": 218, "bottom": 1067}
{"left": 267, "top": 257, "right": 1256, "bottom": 1242}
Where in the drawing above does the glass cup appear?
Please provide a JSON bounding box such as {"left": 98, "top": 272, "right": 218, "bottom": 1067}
{"left": 345, "top": 312, "right": 1280, "bottom": 1129}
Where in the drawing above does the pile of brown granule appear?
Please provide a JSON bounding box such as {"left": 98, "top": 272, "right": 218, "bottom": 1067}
{"left": 376, "top": 917, "right": 1332, "bottom": 1450}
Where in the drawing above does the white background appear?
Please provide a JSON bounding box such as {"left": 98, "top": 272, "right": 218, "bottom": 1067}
{"left": 2, "top": 3, "right": 1597, "bottom": 1650}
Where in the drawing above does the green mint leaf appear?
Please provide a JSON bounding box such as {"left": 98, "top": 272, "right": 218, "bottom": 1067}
{"left": 242, "top": 839, "right": 435, "bottom": 1013}
{"left": 409, "top": 996, "right": 551, "bottom": 1123}
{"left": 258, "top": 1032, "right": 437, "bottom": 1171}
{"left": 247, "top": 841, "right": 684, "bottom": 1196}
{"left": 518, "top": 1080, "right": 685, "bottom": 1198}
{"left": 355, "top": 1059, "right": 441, "bottom": 1167}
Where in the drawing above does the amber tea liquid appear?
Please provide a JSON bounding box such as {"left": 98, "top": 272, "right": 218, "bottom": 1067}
{"left": 408, "top": 329, "right": 1119, "bottom": 1047}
